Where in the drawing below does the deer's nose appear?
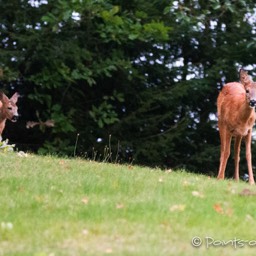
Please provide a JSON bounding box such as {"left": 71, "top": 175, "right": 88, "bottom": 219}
{"left": 11, "top": 115, "right": 19, "bottom": 122}
{"left": 249, "top": 99, "right": 256, "bottom": 107}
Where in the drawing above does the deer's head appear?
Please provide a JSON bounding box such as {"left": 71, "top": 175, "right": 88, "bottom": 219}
{"left": 0, "top": 92, "right": 19, "bottom": 122}
{"left": 240, "top": 69, "right": 256, "bottom": 108}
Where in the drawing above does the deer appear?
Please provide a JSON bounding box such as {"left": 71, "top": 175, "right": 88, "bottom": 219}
{"left": 217, "top": 69, "right": 256, "bottom": 185}
{"left": 0, "top": 92, "right": 19, "bottom": 138}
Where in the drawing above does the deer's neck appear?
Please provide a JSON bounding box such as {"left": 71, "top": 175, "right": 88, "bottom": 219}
{"left": 241, "top": 101, "right": 254, "bottom": 122}
{"left": 0, "top": 119, "right": 7, "bottom": 135}
{"left": 0, "top": 109, "right": 7, "bottom": 122}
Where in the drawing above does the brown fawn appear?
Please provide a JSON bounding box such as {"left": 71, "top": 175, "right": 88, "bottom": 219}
{"left": 217, "top": 69, "right": 256, "bottom": 185}
{"left": 0, "top": 92, "right": 19, "bottom": 138}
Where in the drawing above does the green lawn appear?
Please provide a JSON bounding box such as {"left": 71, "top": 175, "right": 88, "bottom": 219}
{"left": 0, "top": 152, "right": 256, "bottom": 256}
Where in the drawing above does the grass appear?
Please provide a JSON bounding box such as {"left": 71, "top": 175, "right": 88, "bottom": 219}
{"left": 1, "top": 152, "right": 256, "bottom": 255}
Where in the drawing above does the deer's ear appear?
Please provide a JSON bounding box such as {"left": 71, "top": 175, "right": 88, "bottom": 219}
{"left": 10, "top": 92, "right": 19, "bottom": 104}
{"left": 240, "top": 69, "right": 252, "bottom": 86}
{"left": 0, "top": 92, "right": 7, "bottom": 107}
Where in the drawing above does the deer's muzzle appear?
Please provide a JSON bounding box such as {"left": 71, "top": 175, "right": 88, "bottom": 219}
{"left": 11, "top": 115, "right": 19, "bottom": 122}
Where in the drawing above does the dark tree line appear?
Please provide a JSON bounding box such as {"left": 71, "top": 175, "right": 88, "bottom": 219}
{"left": 1, "top": 0, "right": 256, "bottom": 175}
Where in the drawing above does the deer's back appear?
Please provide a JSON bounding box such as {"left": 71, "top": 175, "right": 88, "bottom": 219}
{"left": 217, "top": 82, "right": 255, "bottom": 136}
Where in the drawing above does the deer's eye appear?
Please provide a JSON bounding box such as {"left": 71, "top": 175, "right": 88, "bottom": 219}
{"left": 246, "top": 89, "right": 250, "bottom": 93}
{"left": 8, "top": 107, "right": 12, "bottom": 110}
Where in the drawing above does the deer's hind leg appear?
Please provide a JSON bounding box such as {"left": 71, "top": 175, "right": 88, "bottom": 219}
{"left": 217, "top": 126, "right": 232, "bottom": 180}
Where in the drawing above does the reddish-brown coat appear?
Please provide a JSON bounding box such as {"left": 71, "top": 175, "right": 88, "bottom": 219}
{"left": 218, "top": 82, "right": 255, "bottom": 137}
{"left": 0, "top": 92, "right": 19, "bottom": 137}
{"left": 217, "top": 70, "right": 256, "bottom": 185}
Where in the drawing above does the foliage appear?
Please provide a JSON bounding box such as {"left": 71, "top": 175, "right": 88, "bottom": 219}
{"left": 1, "top": 0, "right": 256, "bottom": 173}
{"left": 0, "top": 139, "right": 15, "bottom": 152}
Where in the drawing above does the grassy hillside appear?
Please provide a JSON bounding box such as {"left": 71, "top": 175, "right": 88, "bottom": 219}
{"left": 0, "top": 152, "right": 256, "bottom": 256}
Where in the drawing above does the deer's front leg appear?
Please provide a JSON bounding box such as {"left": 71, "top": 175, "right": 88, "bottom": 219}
{"left": 234, "top": 135, "right": 242, "bottom": 181}
{"left": 245, "top": 130, "right": 255, "bottom": 185}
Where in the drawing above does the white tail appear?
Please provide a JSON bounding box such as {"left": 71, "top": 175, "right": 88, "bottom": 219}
{"left": 217, "top": 69, "right": 256, "bottom": 185}
{"left": 0, "top": 92, "right": 19, "bottom": 136}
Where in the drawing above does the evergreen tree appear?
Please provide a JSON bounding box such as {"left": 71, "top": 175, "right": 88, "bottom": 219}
{"left": 1, "top": 0, "right": 256, "bottom": 175}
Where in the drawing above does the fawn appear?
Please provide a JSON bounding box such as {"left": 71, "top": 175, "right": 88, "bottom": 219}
{"left": 0, "top": 92, "right": 19, "bottom": 137}
{"left": 217, "top": 69, "right": 256, "bottom": 185}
